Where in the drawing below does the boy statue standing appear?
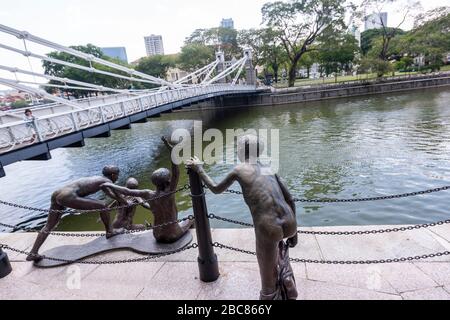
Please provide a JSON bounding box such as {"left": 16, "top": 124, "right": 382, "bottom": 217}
{"left": 186, "top": 134, "right": 298, "bottom": 300}
{"left": 27, "top": 165, "right": 127, "bottom": 262}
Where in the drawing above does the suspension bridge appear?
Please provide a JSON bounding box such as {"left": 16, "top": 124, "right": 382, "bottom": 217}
{"left": 0, "top": 24, "right": 265, "bottom": 177}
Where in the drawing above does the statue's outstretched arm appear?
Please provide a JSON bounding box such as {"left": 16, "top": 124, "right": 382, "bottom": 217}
{"left": 198, "top": 168, "right": 237, "bottom": 194}
{"left": 162, "top": 136, "right": 180, "bottom": 191}
{"left": 102, "top": 183, "right": 153, "bottom": 199}
{"left": 186, "top": 156, "right": 237, "bottom": 194}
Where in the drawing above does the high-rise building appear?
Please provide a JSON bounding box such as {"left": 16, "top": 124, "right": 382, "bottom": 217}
{"left": 364, "top": 12, "right": 388, "bottom": 31}
{"left": 220, "top": 18, "right": 234, "bottom": 29}
{"left": 101, "top": 47, "right": 128, "bottom": 63}
{"left": 349, "top": 25, "right": 361, "bottom": 47}
{"left": 144, "top": 35, "right": 165, "bottom": 56}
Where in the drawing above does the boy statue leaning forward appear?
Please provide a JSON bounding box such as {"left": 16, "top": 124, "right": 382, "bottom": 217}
{"left": 186, "top": 134, "right": 298, "bottom": 300}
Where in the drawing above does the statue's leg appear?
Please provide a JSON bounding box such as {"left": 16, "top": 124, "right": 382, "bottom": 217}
{"left": 255, "top": 235, "right": 280, "bottom": 300}
{"left": 26, "top": 207, "right": 63, "bottom": 261}
{"left": 279, "top": 241, "right": 298, "bottom": 300}
{"left": 66, "top": 197, "right": 115, "bottom": 237}
{"left": 179, "top": 219, "right": 194, "bottom": 234}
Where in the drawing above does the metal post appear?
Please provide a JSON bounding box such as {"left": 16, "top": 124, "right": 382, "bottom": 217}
{"left": 188, "top": 169, "right": 220, "bottom": 283}
{"left": 0, "top": 247, "right": 12, "bottom": 279}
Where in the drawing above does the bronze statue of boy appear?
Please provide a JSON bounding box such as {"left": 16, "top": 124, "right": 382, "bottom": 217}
{"left": 186, "top": 134, "right": 298, "bottom": 300}
{"left": 112, "top": 177, "right": 149, "bottom": 231}
{"left": 104, "top": 137, "right": 194, "bottom": 243}
{"left": 27, "top": 165, "right": 127, "bottom": 262}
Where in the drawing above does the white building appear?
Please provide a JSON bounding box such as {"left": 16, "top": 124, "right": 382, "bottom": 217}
{"left": 364, "top": 12, "right": 388, "bottom": 31}
{"left": 144, "top": 35, "right": 165, "bottom": 56}
{"left": 350, "top": 25, "right": 361, "bottom": 47}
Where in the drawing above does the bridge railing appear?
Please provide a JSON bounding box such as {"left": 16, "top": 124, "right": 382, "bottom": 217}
{"left": 0, "top": 84, "right": 258, "bottom": 154}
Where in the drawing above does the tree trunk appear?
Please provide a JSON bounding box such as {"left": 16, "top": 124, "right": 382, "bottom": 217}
{"left": 288, "top": 60, "right": 299, "bottom": 87}
{"left": 273, "top": 65, "right": 279, "bottom": 83}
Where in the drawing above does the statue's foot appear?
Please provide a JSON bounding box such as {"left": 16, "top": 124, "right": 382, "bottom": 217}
{"left": 260, "top": 289, "right": 281, "bottom": 300}
{"left": 26, "top": 253, "right": 43, "bottom": 262}
{"left": 283, "top": 276, "right": 298, "bottom": 300}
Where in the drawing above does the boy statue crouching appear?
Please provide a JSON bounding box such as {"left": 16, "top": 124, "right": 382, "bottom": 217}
{"left": 186, "top": 134, "right": 298, "bottom": 300}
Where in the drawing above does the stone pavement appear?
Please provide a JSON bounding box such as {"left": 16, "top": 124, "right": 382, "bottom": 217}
{"left": 1, "top": 226, "right": 450, "bottom": 300}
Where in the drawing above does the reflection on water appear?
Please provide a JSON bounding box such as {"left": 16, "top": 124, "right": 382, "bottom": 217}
{"left": 1, "top": 87, "right": 450, "bottom": 231}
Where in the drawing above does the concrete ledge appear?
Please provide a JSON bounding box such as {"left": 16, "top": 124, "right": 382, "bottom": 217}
{"left": 1, "top": 226, "right": 450, "bottom": 300}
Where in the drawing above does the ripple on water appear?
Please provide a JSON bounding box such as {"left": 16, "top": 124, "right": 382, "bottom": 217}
{"left": 1, "top": 88, "right": 450, "bottom": 230}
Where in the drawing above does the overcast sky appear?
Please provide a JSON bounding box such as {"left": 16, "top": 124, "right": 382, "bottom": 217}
{"left": 0, "top": 0, "right": 448, "bottom": 90}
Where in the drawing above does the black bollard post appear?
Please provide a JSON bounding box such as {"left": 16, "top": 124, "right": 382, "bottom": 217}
{"left": 188, "top": 169, "right": 220, "bottom": 283}
{"left": 0, "top": 247, "right": 12, "bottom": 279}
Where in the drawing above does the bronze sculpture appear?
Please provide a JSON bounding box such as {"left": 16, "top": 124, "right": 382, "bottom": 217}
{"left": 186, "top": 134, "right": 298, "bottom": 300}
{"left": 112, "top": 177, "right": 148, "bottom": 231}
{"left": 103, "top": 137, "right": 194, "bottom": 243}
{"left": 26, "top": 165, "right": 127, "bottom": 261}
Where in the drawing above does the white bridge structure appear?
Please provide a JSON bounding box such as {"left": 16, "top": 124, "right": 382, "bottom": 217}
{"left": 0, "top": 24, "right": 264, "bottom": 177}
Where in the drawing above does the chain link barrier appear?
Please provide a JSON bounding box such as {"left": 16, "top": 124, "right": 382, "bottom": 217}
{"left": 0, "top": 215, "right": 195, "bottom": 237}
{"left": 0, "top": 243, "right": 198, "bottom": 265}
{"left": 212, "top": 242, "right": 450, "bottom": 265}
{"left": 208, "top": 213, "right": 450, "bottom": 236}
{"left": 222, "top": 186, "right": 450, "bottom": 203}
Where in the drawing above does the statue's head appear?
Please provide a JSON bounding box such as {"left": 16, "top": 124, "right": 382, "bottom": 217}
{"left": 151, "top": 168, "right": 171, "bottom": 190}
{"left": 237, "top": 134, "right": 264, "bottom": 163}
{"left": 102, "top": 165, "right": 120, "bottom": 182}
{"left": 126, "top": 177, "right": 139, "bottom": 189}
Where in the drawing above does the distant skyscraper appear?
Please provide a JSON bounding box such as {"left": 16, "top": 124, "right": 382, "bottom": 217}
{"left": 144, "top": 35, "right": 165, "bottom": 56}
{"left": 364, "top": 12, "right": 388, "bottom": 31}
{"left": 101, "top": 47, "right": 128, "bottom": 63}
{"left": 220, "top": 18, "right": 234, "bottom": 29}
{"left": 350, "top": 25, "right": 361, "bottom": 47}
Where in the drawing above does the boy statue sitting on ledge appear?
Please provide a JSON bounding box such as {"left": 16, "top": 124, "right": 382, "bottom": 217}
{"left": 186, "top": 134, "right": 298, "bottom": 300}
{"left": 104, "top": 137, "right": 194, "bottom": 243}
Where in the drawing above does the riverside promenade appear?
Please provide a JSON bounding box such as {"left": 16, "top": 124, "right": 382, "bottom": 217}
{"left": 1, "top": 225, "right": 450, "bottom": 300}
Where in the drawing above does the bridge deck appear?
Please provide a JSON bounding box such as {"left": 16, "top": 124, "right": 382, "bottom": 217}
{"left": 1, "top": 226, "right": 450, "bottom": 300}
{"left": 0, "top": 85, "right": 262, "bottom": 177}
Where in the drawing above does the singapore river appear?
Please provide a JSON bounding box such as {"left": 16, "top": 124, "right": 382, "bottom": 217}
{"left": 1, "top": 87, "right": 450, "bottom": 231}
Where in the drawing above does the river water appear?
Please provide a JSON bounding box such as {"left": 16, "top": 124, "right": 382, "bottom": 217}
{"left": 1, "top": 87, "right": 450, "bottom": 231}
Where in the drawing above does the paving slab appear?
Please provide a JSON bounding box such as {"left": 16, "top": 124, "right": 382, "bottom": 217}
{"left": 295, "top": 278, "right": 402, "bottom": 300}
{"left": 401, "top": 287, "right": 450, "bottom": 300}
{"left": 305, "top": 264, "right": 397, "bottom": 294}
{"left": 1, "top": 227, "right": 450, "bottom": 300}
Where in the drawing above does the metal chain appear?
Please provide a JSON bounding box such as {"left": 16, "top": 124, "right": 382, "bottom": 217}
{"left": 293, "top": 186, "right": 450, "bottom": 203}
{"left": 0, "top": 243, "right": 198, "bottom": 265}
{"left": 297, "top": 220, "right": 450, "bottom": 236}
{"left": 0, "top": 184, "right": 191, "bottom": 216}
{"left": 208, "top": 214, "right": 253, "bottom": 227}
{"left": 0, "top": 215, "right": 195, "bottom": 237}
{"left": 222, "top": 186, "right": 450, "bottom": 203}
{"left": 209, "top": 214, "right": 450, "bottom": 236}
{"left": 212, "top": 242, "right": 450, "bottom": 265}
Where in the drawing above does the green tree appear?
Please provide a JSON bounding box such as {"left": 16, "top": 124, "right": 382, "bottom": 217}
{"left": 360, "top": 28, "right": 405, "bottom": 56}
{"left": 359, "top": 57, "right": 393, "bottom": 78}
{"left": 238, "top": 28, "right": 288, "bottom": 83}
{"left": 185, "top": 27, "right": 239, "bottom": 59}
{"left": 357, "top": 0, "right": 420, "bottom": 61}
{"left": 134, "top": 55, "right": 177, "bottom": 88}
{"left": 178, "top": 44, "right": 215, "bottom": 73}
{"left": 42, "top": 44, "right": 132, "bottom": 98}
{"left": 317, "top": 32, "right": 359, "bottom": 81}
{"left": 10, "top": 100, "right": 30, "bottom": 109}
{"left": 396, "top": 8, "right": 450, "bottom": 70}
{"left": 262, "top": 0, "right": 348, "bottom": 87}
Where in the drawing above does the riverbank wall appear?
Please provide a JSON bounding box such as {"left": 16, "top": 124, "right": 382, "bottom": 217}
{"left": 220, "top": 73, "right": 450, "bottom": 108}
